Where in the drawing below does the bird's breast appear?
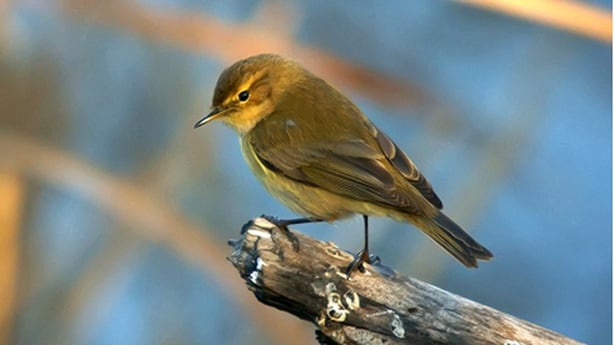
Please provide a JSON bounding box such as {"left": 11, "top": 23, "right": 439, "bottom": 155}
{"left": 239, "top": 137, "right": 354, "bottom": 221}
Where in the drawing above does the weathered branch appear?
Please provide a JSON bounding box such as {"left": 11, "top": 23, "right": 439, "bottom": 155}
{"left": 227, "top": 217, "right": 583, "bottom": 345}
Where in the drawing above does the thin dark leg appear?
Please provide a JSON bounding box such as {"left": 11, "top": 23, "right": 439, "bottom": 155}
{"left": 255, "top": 215, "right": 324, "bottom": 251}
{"left": 276, "top": 217, "right": 325, "bottom": 227}
{"left": 346, "top": 215, "right": 372, "bottom": 277}
{"left": 242, "top": 216, "right": 324, "bottom": 234}
{"left": 363, "top": 214, "right": 369, "bottom": 258}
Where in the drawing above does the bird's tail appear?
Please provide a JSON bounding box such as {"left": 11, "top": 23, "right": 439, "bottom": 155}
{"left": 417, "top": 211, "right": 493, "bottom": 268}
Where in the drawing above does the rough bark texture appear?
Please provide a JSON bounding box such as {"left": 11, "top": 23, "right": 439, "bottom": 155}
{"left": 227, "top": 217, "right": 584, "bottom": 345}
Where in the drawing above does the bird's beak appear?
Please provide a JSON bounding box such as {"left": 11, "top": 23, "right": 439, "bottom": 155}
{"left": 194, "top": 107, "right": 222, "bottom": 128}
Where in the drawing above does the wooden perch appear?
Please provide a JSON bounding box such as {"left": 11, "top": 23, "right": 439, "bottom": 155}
{"left": 227, "top": 217, "right": 583, "bottom": 345}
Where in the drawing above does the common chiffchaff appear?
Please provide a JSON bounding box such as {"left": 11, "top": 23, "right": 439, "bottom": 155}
{"left": 195, "top": 54, "right": 492, "bottom": 271}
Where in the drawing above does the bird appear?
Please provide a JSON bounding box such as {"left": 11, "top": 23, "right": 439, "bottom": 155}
{"left": 194, "top": 54, "right": 493, "bottom": 273}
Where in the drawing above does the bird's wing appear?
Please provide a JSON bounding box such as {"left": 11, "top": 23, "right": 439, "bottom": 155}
{"left": 250, "top": 135, "right": 436, "bottom": 213}
{"left": 373, "top": 128, "right": 443, "bottom": 209}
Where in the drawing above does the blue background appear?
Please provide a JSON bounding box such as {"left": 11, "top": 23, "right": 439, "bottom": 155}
{"left": 2, "top": 1, "right": 611, "bottom": 344}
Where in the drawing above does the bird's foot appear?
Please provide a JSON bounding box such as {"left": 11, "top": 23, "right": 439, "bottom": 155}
{"left": 345, "top": 250, "right": 380, "bottom": 278}
{"left": 240, "top": 219, "right": 256, "bottom": 234}
{"left": 259, "top": 214, "right": 300, "bottom": 251}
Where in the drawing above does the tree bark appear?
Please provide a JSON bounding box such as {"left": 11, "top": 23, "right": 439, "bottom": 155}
{"left": 227, "top": 217, "right": 584, "bottom": 345}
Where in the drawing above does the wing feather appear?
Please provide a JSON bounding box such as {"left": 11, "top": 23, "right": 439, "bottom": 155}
{"left": 252, "top": 137, "right": 422, "bottom": 213}
{"left": 247, "top": 85, "right": 442, "bottom": 213}
{"left": 374, "top": 129, "right": 443, "bottom": 209}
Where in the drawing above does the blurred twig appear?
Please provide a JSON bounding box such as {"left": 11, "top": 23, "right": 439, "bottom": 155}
{"left": 457, "top": 0, "right": 612, "bottom": 43}
{"left": 0, "top": 132, "right": 315, "bottom": 345}
{"left": 55, "top": 0, "right": 425, "bottom": 108}
{"left": 0, "top": 171, "right": 22, "bottom": 345}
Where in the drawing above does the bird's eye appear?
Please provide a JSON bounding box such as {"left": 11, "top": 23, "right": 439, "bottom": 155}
{"left": 238, "top": 90, "right": 250, "bottom": 102}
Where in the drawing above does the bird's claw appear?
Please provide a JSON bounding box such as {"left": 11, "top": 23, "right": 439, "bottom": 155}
{"left": 345, "top": 250, "right": 380, "bottom": 278}
{"left": 240, "top": 219, "right": 255, "bottom": 234}
{"left": 260, "top": 214, "right": 300, "bottom": 251}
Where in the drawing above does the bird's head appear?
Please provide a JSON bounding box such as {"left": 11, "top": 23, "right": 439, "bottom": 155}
{"left": 194, "top": 54, "right": 304, "bottom": 135}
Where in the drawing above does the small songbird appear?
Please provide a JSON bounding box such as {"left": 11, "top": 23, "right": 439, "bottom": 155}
{"left": 195, "top": 54, "right": 492, "bottom": 272}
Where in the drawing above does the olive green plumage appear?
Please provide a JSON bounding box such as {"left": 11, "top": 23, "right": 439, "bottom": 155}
{"left": 195, "top": 54, "right": 492, "bottom": 268}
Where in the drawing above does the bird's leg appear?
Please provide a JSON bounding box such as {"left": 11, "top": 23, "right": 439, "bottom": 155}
{"left": 346, "top": 215, "right": 379, "bottom": 277}
{"left": 257, "top": 215, "right": 324, "bottom": 251}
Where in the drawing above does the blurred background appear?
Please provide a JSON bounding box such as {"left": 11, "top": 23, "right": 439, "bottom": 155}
{"left": 1, "top": 1, "right": 611, "bottom": 344}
